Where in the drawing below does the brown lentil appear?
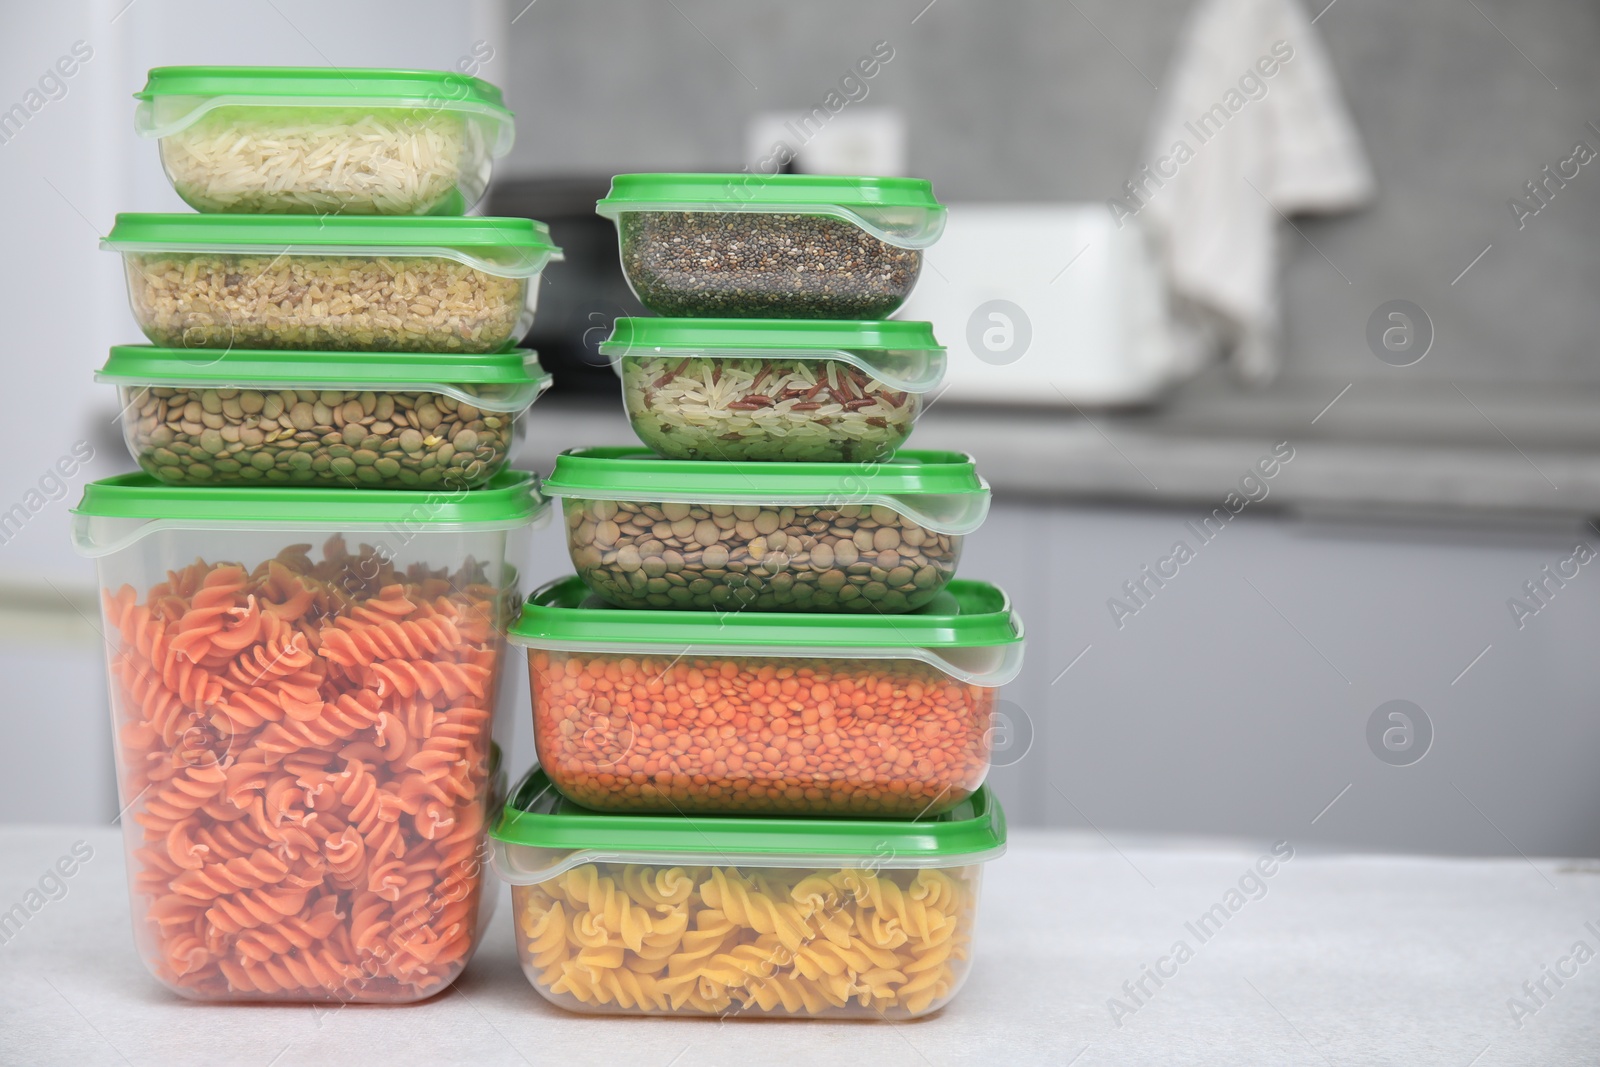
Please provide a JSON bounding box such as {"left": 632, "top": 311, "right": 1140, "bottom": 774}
{"left": 563, "top": 498, "right": 960, "bottom": 612}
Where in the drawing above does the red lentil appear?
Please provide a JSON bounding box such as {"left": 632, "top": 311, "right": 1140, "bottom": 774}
{"left": 529, "top": 650, "right": 994, "bottom": 817}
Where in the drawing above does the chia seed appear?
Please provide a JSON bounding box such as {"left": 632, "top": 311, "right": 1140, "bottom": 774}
{"left": 617, "top": 211, "right": 923, "bottom": 318}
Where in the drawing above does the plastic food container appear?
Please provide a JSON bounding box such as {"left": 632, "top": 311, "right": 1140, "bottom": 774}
{"left": 544, "top": 447, "right": 990, "bottom": 613}
{"left": 72, "top": 473, "right": 547, "bottom": 1002}
{"left": 514, "top": 575, "right": 1023, "bottom": 816}
{"left": 103, "top": 213, "right": 562, "bottom": 353}
{"left": 490, "top": 766, "right": 1005, "bottom": 1018}
{"left": 603, "top": 318, "right": 945, "bottom": 462}
{"left": 596, "top": 173, "right": 946, "bottom": 319}
{"left": 136, "top": 66, "right": 515, "bottom": 215}
{"left": 99, "top": 345, "right": 551, "bottom": 489}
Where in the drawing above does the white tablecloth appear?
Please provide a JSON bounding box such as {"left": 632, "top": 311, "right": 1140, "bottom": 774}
{"left": 1, "top": 827, "right": 1595, "bottom": 1066}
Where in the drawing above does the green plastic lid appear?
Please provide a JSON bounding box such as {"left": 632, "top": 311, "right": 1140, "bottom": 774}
{"left": 72, "top": 469, "right": 545, "bottom": 557}
{"left": 102, "top": 214, "right": 562, "bottom": 276}
{"left": 490, "top": 766, "right": 1006, "bottom": 882}
{"left": 600, "top": 318, "right": 945, "bottom": 393}
{"left": 596, "top": 173, "right": 947, "bottom": 248}
{"left": 543, "top": 447, "right": 990, "bottom": 535}
{"left": 134, "top": 66, "right": 514, "bottom": 154}
{"left": 510, "top": 575, "right": 1024, "bottom": 684}
{"left": 97, "top": 346, "right": 552, "bottom": 413}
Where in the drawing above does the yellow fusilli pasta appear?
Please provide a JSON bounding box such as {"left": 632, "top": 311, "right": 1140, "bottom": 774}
{"left": 513, "top": 863, "right": 979, "bottom": 1018}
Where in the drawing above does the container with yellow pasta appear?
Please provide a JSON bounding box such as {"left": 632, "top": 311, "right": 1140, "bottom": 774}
{"left": 489, "top": 767, "right": 1006, "bottom": 1019}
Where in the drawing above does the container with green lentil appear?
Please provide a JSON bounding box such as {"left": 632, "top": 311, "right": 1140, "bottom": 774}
{"left": 102, "top": 213, "right": 562, "bottom": 353}
{"left": 596, "top": 173, "right": 946, "bottom": 319}
{"left": 603, "top": 317, "right": 946, "bottom": 463}
{"left": 98, "top": 345, "right": 550, "bottom": 489}
{"left": 543, "top": 447, "right": 990, "bottom": 613}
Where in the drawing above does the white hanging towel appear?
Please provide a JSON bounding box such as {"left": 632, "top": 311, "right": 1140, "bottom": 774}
{"left": 1129, "top": 0, "right": 1375, "bottom": 383}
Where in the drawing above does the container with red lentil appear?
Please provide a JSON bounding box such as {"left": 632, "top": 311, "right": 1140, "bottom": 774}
{"left": 510, "top": 575, "right": 1024, "bottom": 817}
{"left": 543, "top": 447, "right": 991, "bottom": 613}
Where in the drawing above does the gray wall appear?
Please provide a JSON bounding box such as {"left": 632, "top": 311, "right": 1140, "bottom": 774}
{"left": 503, "top": 0, "right": 1600, "bottom": 388}
{"left": 969, "top": 498, "right": 1600, "bottom": 858}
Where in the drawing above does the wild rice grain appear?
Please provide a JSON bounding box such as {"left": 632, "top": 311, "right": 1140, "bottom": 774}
{"left": 623, "top": 356, "right": 919, "bottom": 462}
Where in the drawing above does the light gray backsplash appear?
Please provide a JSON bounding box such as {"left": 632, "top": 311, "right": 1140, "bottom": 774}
{"left": 503, "top": 0, "right": 1600, "bottom": 388}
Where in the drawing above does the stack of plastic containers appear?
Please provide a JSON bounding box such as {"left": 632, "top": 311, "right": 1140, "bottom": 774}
{"left": 489, "top": 174, "right": 1026, "bottom": 1018}
{"left": 72, "top": 68, "right": 560, "bottom": 1003}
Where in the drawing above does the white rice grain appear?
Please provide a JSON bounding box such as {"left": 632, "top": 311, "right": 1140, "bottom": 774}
{"left": 158, "top": 106, "right": 475, "bottom": 215}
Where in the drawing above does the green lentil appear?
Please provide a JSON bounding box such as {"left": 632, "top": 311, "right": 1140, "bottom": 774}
{"left": 121, "top": 384, "right": 518, "bottom": 488}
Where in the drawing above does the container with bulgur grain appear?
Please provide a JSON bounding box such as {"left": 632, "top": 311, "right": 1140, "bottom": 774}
{"left": 542, "top": 447, "right": 990, "bottom": 613}
{"left": 603, "top": 317, "right": 946, "bottom": 463}
{"left": 134, "top": 66, "right": 516, "bottom": 216}
{"left": 510, "top": 575, "right": 1024, "bottom": 817}
{"left": 103, "top": 214, "right": 561, "bottom": 353}
{"left": 596, "top": 173, "right": 946, "bottom": 319}
{"left": 98, "top": 346, "right": 550, "bottom": 489}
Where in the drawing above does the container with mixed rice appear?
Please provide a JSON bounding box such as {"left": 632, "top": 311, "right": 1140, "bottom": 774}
{"left": 103, "top": 214, "right": 561, "bottom": 353}
{"left": 134, "top": 66, "right": 515, "bottom": 216}
{"left": 603, "top": 318, "right": 946, "bottom": 463}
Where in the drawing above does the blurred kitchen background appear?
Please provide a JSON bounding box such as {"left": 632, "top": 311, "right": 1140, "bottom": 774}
{"left": 3, "top": 0, "right": 1598, "bottom": 858}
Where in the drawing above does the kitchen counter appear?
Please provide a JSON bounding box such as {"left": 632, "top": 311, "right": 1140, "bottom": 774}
{"left": 3, "top": 826, "right": 1594, "bottom": 1066}
{"left": 522, "top": 376, "right": 1600, "bottom": 522}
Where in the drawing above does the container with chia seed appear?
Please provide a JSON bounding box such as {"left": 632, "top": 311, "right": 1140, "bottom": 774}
{"left": 596, "top": 173, "right": 946, "bottom": 319}
{"left": 603, "top": 318, "right": 945, "bottom": 462}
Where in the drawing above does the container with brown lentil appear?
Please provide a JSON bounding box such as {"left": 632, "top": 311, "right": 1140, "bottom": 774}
{"left": 603, "top": 317, "right": 946, "bottom": 463}
{"left": 542, "top": 448, "right": 990, "bottom": 613}
{"left": 98, "top": 346, "right": 550, "bottom": 489}
{"left": 596, "top": 173, "right": 945, "bottom": 319}
{"left": 103, "top": 213, "right": 561, "bottom": 353}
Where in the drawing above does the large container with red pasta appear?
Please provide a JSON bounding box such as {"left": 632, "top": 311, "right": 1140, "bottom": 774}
{"left": 489, "top": 765, "right": 1007, "bottom": 1019}
{"left": 71, "top": 471, "right": 546, "bottom": 1002}
{"left": 511, "top": 575, "right": 1024, "bottom": 817}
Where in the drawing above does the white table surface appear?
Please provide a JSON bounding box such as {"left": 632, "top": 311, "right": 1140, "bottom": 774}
{"left": 1, "top": 827, "right": 1596, "bottom": 1066}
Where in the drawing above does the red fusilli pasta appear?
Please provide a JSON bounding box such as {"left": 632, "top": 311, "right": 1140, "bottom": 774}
{"left": 104, "top": 536, "right": 513, "bottom": 1002}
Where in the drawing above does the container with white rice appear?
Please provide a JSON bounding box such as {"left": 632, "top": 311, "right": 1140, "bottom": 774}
{"left": 134, "top": 66, "right": 515, "bottom": 215}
